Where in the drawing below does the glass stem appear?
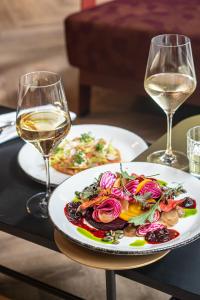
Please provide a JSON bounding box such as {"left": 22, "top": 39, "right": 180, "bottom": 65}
{"left": 44, "top": 156, "right": 51, "bottom": 201}
{"left": 165, "top": 112, "right": 174, "bottom": 157}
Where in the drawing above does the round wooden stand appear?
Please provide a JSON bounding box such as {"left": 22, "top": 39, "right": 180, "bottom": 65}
{"left": 54, "top": 230, "right": 169, "bottom": 270}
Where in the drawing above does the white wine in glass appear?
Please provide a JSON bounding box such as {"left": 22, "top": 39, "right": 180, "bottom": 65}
{"left": 144, "top": 34, "right": 196, "bottom": 170}
{"left": 16, "top": 71, "right": 71, "bottom": 218}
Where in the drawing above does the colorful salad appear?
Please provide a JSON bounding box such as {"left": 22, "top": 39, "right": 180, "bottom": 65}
{"left": 51, "top": 132, "right": 121, "bottom": 175}
{"left": 65, "top": 165, "right": 197, "bottom": 245}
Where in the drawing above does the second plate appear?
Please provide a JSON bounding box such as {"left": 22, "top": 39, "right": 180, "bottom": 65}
{"left": 18, "top": 124, "right": 147, "bottom": 186}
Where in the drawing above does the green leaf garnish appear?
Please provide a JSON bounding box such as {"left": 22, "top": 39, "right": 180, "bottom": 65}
{"left": 77, "top": 182, "right": 100, "bottom": 200}
{"left": 146, "top": 173, "right": 160, "bottom": 177}
{"left": 134, "top": 192, "right": 152, "bottom": 204}
{"left": 157, "top": 179, "right": 167, "bottom": 187}
{"left": 95, "top": 143, "right": 104, "bottom": 152}
{"left": 128, "top": 196, "right": 162, "bottom": 226}
{"left": 74, "top": 151, "right": 85, "bottom": 164}
{"left": 120, "top": 163, "right": 137, "bottom": 180}
{"left": 53, "top": 147, "right": 63, "bottom": 154}
{"left": 75, "top": 191, "right": 81, "bottom": 198}
{"left": 80, "top": 132, "right": 94, "bottom": 143}
{"left": 163, "top": 184, "right": 186, "bottom": 199}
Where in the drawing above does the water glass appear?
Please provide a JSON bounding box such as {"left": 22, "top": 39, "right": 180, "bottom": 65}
{"left": 187, "top": 126, "right": 200, "bottom": 178}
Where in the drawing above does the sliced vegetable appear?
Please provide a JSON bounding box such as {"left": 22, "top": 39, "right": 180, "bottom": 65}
{"left": 135, "top": 179, "right": 152, "bottom": 194}
{"left": 100, "top": 171, "right": 116, "bottom": 189}
{"left": 139, "top": 181, "right": 161, "bottom": 198}
{"left": 79, "top": 196, "right": 108, "bottom": 211}
{"left": 125, "top": 180, "right": 139, "bottom": 194}
{"left": 129, "top": 198, "right": 162, "bottom": 226}
{"left": 136, "top": 223, "right": 164, "bottom": 237}
{"left": 111, "top": 187, "right": 130, "bottom": 201}
{"left": 92, "top": 198, "right": 121, "bottom": 223}
{"left": 119, "top": 203, "right": 144, "bottom": 221}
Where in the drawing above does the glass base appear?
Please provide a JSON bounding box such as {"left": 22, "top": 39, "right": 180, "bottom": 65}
{"left": 147, "top": 150, "right": 189, "bottom": 171}
{"left": 26, "top": 192, "right": 49, "bottom": 219}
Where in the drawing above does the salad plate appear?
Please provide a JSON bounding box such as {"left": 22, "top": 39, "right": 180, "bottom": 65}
{"left": 18, "top": 124, "right": 147, "bottom": 186}
{"left": 49, "top": 162, "right": 200, "bottom": 255}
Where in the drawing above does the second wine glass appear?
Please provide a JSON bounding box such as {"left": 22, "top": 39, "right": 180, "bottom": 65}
{"left": 16, "top": 71, "right": 71, "bottom": 219}
{"left": 144, "top": 34, "right": 196, "bottom": 170}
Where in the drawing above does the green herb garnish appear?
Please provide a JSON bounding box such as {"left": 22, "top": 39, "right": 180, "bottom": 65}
{"left": 120, "top": 163, "right": 137, "bottom": 180}
{"left": 128, "top": 197, "right": 162, "bottom": 226}
{"left": 134, "top": 192, "right": 152, "bottom": 205}
{"left": 74, "top": 151, "right": 85, "bottom": 164}
{"left": 78, "top": 182, "right": 100, "bottom": 200}
{"left": 80, "top": 132, "right": 94, "bottom": 143}
{"left": 54, "top": 147, "right": 63, "bottom": 154}
{"left": 146, "top": 173, "right": 160, "bottom": 178}
{"left": 95, "top": 143, "right": 104, "bottom": 152}
{"left": 75, "top": 191, "right": 81, "bottom": 198}
{"left": 157, "top": 179, "right": 167, "bottom": 187}
{"left": 163, "top": 184, "right": 186, "bottom": 199}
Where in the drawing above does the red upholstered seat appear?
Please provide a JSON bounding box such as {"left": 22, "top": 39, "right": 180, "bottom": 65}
{"left": 65, "top": 0, "right": 200, "bottom": 114}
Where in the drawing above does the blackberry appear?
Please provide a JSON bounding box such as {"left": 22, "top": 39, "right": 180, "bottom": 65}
{"left": 67, "top": 202, "right": 82, "bottom": 220}
{"left": 180, "top": 197, "right": 196, "bottom": 209}
{"left": 145, "top": 227, "right": 170, "bottom": 243}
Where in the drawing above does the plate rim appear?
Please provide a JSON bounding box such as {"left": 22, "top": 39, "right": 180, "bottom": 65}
{"left": 17, "top": 124, "right": 148, "bottom": 186}
{"left": 48, "top": 161, "right": 200, "bottom": 255}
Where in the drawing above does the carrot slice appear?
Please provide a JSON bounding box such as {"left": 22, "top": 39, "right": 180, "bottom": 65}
{"left": 79, "top": 196, "right": 108, "bottom": 210}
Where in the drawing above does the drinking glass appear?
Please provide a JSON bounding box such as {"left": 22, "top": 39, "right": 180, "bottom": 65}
{"left": 16, "top": 71, "right": 71, "bottom": 218}
{"left": 144, "top": 34, "right": 196, "bottom": 170}
{"left": 187, "top": 126, "right": 200, "bottom": 178}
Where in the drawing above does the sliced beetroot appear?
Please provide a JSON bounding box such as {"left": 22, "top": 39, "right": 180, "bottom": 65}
{"left": 85, "top": 209, "right": 127, "bottom": 230}
{"left": 92, "top": 198, "right": 121, "bottom": 223}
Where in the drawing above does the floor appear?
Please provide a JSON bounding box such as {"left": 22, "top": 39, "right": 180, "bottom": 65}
{"left": 0, "top": 1, "right": 194, "bottom": 299}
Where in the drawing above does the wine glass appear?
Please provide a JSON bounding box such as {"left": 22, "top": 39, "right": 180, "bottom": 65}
{"left": 16, "top": 71, "right": 71, "bottom": 219}
{"left": 144, "top": 34, "right": 196, "bottom": 170}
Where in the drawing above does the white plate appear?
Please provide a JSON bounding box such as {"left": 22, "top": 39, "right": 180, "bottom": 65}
{"left": 49, "top": 162, "right": 200, "bottom": 255}
{"left": 18, "top": 124, "right": 147, "bottom": 186}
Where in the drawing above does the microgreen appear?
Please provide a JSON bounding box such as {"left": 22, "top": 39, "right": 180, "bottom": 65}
{"left": 157, "top": 179, "right": 167, "bottom": 187}
{"left": 120, "top": 163, "right": 137, "bottom": 180}
{"left": 134, "top": 192, "right": 152, "bottom": 204}
{"left": 80, "top": 132, "right": 94, "bottom": 143}
{"left": 74, "top": 151, "right": 85, "bottom": 164}
{"left": 163, "top": 184, "right": 186, "bottom": 199}
{"left": 146, "top": 173, "right": 160, "bottom": 178}
{"left": 95, "top": 143, "right": 104, "bottom": 152}
{"left": 76, "top": 181, "right": 100, "bottom": 200}
{"left": 128, "top": 182, "right": 186, "bottom": 226}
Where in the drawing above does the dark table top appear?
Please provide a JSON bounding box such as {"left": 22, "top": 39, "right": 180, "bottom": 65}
{"left": 1, "top": 107, "right": 200, "bottom": 300}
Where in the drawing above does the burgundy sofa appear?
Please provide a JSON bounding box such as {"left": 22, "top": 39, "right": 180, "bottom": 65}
{"left": 65, "top": 0, "right": 200, "bottom": 115}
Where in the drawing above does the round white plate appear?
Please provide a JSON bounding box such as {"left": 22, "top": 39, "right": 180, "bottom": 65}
{"left": 49, "top": 162, "right": 200, "bottom": 255}
{"left": 18, "top": 124, "right": 147, "bottom": 186}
